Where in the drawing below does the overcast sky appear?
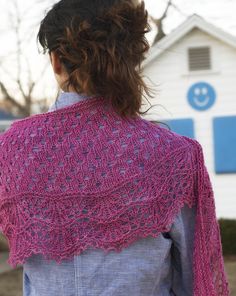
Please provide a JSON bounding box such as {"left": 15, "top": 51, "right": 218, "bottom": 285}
{"left": 145, "top": 0, "right": 236, "bottom": 36}
{"left": 1, "top": 0, "right": 235, "bottom": 38}
{"left": 0, "top": 0, "right": 236, "bottom": 103}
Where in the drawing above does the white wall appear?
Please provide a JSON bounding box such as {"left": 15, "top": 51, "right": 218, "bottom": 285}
{"left": 142, "top": 28, "right": 236, "bottom": 218}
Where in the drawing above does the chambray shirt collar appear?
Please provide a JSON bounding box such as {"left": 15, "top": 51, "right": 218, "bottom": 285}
{"left": 48, "top": 92, "right": 97, "bottom": 112}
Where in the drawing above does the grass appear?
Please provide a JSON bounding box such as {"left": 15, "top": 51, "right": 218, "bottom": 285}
{"left": 0, "top": 268, "right": 22, "bottom": 296}
{"left": 224, "top": 256, "right": 236, "bottom": 295}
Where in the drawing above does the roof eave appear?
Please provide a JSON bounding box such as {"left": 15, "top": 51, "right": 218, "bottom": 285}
{"left": 143, "top": 14, "right": 236, "bottom": 68}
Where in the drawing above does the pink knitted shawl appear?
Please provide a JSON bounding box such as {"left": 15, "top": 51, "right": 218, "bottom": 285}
{"left": 0, "top": 96, "right": 229, "bottom": 295}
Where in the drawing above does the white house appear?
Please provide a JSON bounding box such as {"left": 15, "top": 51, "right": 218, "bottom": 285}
{"left": 0, "top": 14, "right": 235, "bottom": 219}
{"left": 142, "top": 14, "right": 236, "bottom": 219}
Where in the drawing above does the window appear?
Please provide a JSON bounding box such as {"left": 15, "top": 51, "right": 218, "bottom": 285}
{"left": 213, "top": 116, "right": 236, "bottom": 173}
{"left": 188, "top": 46, "right": 211, "bottom": 71}
{"left": 156, "top": 118, "right": 195, "bottom": 139}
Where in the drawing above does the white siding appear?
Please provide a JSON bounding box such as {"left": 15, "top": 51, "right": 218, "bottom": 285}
{"left": 142, "top": 28, "right": 236, "bottom": 218}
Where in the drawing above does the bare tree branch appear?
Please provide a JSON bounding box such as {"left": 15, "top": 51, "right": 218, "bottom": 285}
{"left": 151, "top": 0, "right": 172, "bottom": 44}
{"left": 0, "top": 0, "right": 51, "bottom": 116}
{"left": 151, "top": 0, "right": 190, "bottom": 45}
{"left": 0, "top": 81, "right": 26, "bottom": 115}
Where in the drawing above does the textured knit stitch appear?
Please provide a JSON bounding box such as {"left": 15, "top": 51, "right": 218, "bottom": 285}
{"left": 23, "top": 92, "right": 196, "bottom": 296}
{"left": 0, "top": 95, "right": 230, "bottom": 295}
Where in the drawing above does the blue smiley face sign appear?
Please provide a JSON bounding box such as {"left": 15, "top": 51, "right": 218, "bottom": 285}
{"left": 187, "top": 82, "right": 216, "bottom": 111}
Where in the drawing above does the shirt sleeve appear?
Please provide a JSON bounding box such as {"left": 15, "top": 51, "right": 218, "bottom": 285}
{"left": 163, "top": 138, "right": 229, "bottom": 296}
{"left": 167, "top": 204, "right": 197, "bottom": 296}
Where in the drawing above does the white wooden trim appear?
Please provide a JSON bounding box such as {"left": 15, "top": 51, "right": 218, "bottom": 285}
{"left": 143, "top": 14, "right": 236, "bottom": 68}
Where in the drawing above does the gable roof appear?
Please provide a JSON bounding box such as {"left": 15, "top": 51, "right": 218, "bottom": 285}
{"left": 143, "top": 14, "right": 236, "bottom": 67}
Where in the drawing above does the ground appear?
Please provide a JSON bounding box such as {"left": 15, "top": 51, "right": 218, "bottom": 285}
{"left": 0, "top": 268, "right": 22, "bottom": 296}
{"left": 224, "top": 256, "right": 236, "bottom": 295}
{"left": 0, "top": 259, "right": 235, "bottom": 295}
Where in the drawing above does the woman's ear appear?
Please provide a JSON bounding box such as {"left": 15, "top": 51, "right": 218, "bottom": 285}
{"left": 49, "top": 51, "right": 62, "bottom": 75}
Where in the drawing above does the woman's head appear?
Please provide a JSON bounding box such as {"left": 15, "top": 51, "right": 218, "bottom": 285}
{"left": 37, "top": 0, "right": 151, "bottom": 118}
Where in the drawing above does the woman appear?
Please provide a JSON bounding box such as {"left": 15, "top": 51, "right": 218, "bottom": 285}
{"left": 0, "top": 0, "right": 229, "bottom": 295}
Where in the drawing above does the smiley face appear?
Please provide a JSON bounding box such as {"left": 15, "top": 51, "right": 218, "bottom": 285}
{"left": 187, "top": 82, "right": 216, "bottom": 111}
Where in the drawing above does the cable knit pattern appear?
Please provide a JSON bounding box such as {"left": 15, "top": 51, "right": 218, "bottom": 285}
{"left": 0, "top": 96, "right": 229, "bottom": 295}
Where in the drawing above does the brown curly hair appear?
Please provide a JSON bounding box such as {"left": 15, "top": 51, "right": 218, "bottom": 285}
{"left": 37, "top": 0, "right": 152, "bottom": 118}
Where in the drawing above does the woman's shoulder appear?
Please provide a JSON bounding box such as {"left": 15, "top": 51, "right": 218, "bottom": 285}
{"left": 140, "top": 117, "right": 201, "bottom": 158}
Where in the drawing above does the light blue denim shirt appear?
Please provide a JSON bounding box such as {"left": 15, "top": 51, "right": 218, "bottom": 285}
{"left": 23, "top": 92, "right": 196, "bottom": 296}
